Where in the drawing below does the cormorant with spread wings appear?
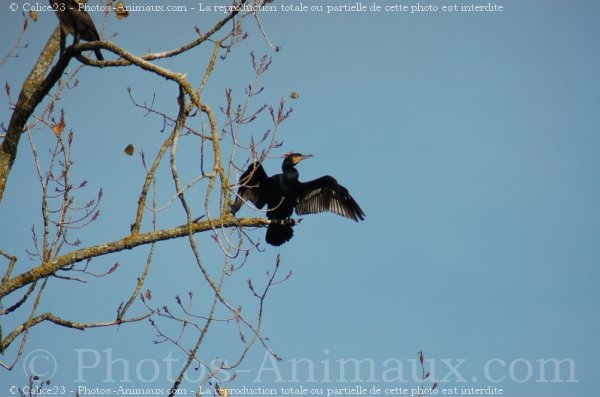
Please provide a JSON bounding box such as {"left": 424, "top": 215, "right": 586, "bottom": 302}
{"left": 231, "top": 153, "right": 365, "bottom": 246}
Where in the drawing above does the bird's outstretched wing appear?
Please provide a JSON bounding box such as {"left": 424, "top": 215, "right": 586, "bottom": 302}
{"left": 295, "top": 176, "right": 365, "bottom": 221}
{"left": 231, "top": 162, "right": 268, "bottom": 214}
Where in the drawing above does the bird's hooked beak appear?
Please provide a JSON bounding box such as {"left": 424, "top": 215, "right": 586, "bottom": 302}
{"left": 298, "top": 154, "right": 313, "bottom": 162}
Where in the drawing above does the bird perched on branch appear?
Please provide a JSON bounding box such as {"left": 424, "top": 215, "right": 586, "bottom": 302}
{"left": 231, "top": 153, "right": 365, "bottom": 246}
{"left": 49, "top": 0, "right": 104, "bottom": 60}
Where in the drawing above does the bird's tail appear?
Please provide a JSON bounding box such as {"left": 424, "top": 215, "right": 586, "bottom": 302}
{"left": 266, "top": 224, "right": 294, "bottom": 246}
{"left": 94, "top": 49, "right": 104, "bottom": 61}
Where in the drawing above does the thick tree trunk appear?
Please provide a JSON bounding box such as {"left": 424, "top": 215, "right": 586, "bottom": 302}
{"left": 0, "top": 28, "right": 62, "bottom": 201}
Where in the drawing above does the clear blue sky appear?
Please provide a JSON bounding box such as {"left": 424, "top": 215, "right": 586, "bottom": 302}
{"left": 1, "top": 0, "right": 599, "bottom": 396}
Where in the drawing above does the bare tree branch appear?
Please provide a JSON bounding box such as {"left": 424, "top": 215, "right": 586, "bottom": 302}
{"left": 1, "top": 3, "right": 290, "bottom": 390}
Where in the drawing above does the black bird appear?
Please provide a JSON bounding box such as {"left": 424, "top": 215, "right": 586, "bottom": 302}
{"left": 231, "top": 153, "right": 365, "bottom": 246}
{"left": 49, "top": 0, "right": 104, "bottom": 60}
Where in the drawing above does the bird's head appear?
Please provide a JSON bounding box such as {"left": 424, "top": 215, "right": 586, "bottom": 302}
{"left": 284, "top": 152, "right": 313, "bottom": 166}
